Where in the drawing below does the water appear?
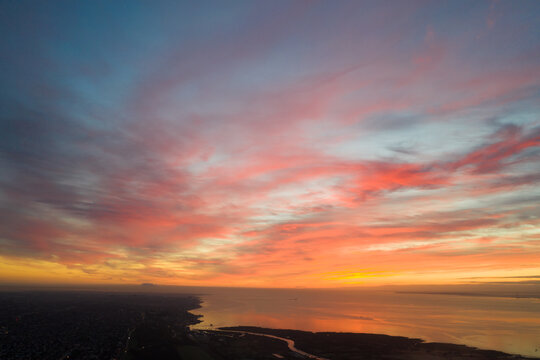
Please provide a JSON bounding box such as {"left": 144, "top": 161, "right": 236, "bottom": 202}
{"left": 190, "top": 288, "right": 540, "bottom": 357}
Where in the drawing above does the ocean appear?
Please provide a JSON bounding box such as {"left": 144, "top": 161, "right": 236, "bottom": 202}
{"left": 190, "top": 287, "right": 540, "bottom": 357}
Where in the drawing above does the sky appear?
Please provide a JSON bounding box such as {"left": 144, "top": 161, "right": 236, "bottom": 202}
{"left": 0, "top": 0, "right": 539, "bottom": 288}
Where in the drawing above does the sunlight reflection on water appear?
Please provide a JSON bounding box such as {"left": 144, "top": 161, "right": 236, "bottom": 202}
{"left": 190, "top": 288, "right": 540, "bottom": 357}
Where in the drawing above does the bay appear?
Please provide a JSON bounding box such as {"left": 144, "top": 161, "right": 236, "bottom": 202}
{"left": 190, "top": 287, "right": 540, "bottom": 357}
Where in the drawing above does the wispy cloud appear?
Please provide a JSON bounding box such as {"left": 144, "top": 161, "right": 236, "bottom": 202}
{"left": 0, "top": 1, "right": 539, "bottom": 286}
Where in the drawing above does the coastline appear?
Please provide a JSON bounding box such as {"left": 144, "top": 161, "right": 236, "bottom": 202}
{"left": 210, "top": 328, "right": 329, "bottom": 360}
{"left": 188, "top": 287, "right": 540, "bottom": 358}
{"left": 205, "top": 326, "right": 539, "bottom": 360}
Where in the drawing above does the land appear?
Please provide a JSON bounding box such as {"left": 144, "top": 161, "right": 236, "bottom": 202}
{"left": 0, "top": 291, "right": 201, "bottom": 360}
{"left": 0, "top": 291, "right": 536, "bottom": 360}
{"left": 214, "top": 326, "right": 537, "bottom": 360}
{"left": 395, "top": 291, "right": 540, "bottom": 299}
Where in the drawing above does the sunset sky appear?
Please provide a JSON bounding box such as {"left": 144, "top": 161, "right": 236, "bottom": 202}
{"left": 1, "top": 1, "right": 539, "bottom": 287}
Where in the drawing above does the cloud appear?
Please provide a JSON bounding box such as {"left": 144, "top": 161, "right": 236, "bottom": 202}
{"left": 1, "top": 1, "right": 539, "bottom": 286}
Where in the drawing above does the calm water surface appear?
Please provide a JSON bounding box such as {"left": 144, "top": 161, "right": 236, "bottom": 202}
{"left": 190, "top": 288, "right": 540, "bottom": 357}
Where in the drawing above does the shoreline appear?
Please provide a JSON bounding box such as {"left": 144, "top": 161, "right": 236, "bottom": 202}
{"left": 198, "top": 326, "right": 539, "bottom": 360}
{"left": 190, "top": 319, "right": 539, "bottom": 359}
{"left": 210, "top": 329, "right": 329, "bottom": 360}
{"left": 188, "top": 289, "right": 540, "bottom": 358}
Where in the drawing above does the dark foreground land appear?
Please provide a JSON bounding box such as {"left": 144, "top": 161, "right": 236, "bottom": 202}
{"left": 213, "top": 326, "right": 536, "bottom": 360}
{"left": 0, "top": 291, "right": 201, "bottom": 360}
{"left": 0, "top": 291, "right": 535, "bottom": 360}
